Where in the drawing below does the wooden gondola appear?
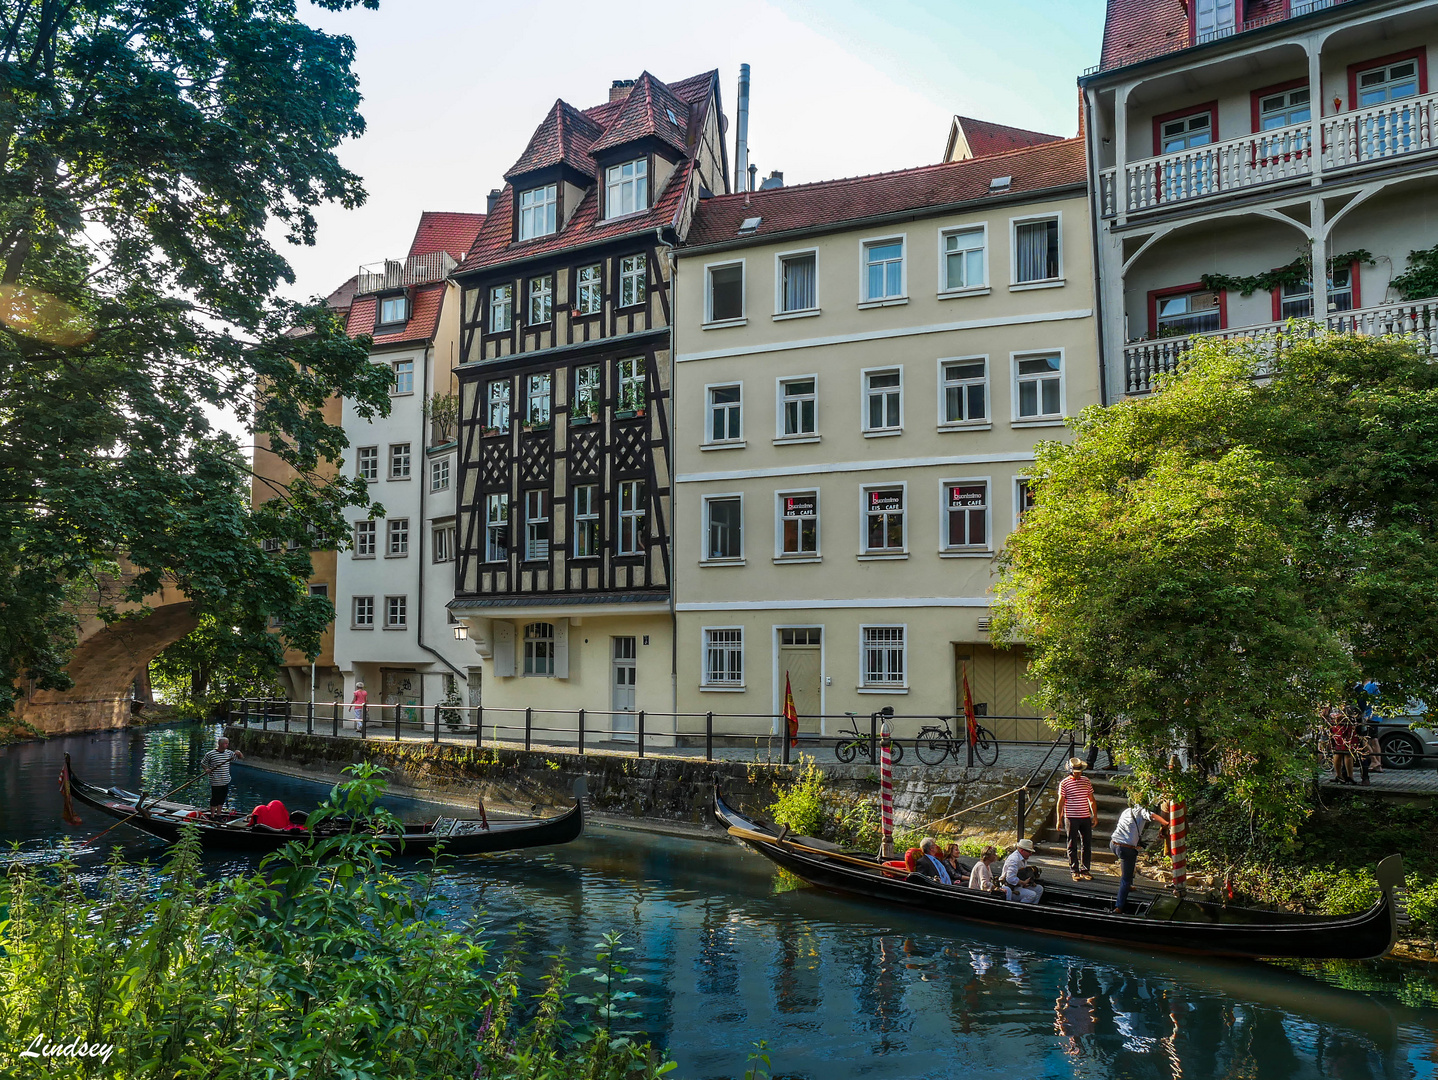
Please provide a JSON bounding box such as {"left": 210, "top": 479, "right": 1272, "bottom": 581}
{"left": 715, "top": 788, "right": 1400, "bottom": 961}
{"left": 63, "top": 754, "right": 585, "bottom": 856}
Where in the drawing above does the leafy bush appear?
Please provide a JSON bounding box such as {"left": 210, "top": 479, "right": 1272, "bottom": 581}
{"left": 768, "top": 755, "right": 827, "bottom": 837}
{"left": 1405, "top": 877, "right": 1438, "bottom": 931}
{"left": 1391, "top": 243, "right": 1438, "bottom": 302}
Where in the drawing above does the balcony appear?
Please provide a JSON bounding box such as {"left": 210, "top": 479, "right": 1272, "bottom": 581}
{"left": 1122, "top": 296, "right": 1438, "bottom": 394}
{"left": 1099, "top": 92, "right": 1438, "bottom": 218}
{"left": 356, "top": 251, "right": 457, "bottom": 295}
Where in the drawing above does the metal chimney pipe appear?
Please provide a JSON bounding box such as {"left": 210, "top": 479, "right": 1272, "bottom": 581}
{"left": 735, "top": 63, "right": 750, "bottom": 192}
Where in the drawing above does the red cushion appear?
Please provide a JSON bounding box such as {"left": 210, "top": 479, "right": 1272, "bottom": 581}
{"left": 250, "top": 800, "right": 304, "bottom": 831}
{"left": 881, "top": 860, "right": 910, "bottom": 880}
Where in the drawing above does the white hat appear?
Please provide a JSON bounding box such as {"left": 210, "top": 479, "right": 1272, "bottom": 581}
{"left": 1015, "top": 839, "right": 1036, "bottom": 853}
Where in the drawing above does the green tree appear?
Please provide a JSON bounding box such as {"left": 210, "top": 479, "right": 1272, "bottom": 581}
{"left": 992, "top": 331, "right": 1438, "bottom": 838}
{"left": 0, "top": 1, "right": 392, "bottom": 717}
{"left": 147, "top": 611, "right": 292, "bottom": 715}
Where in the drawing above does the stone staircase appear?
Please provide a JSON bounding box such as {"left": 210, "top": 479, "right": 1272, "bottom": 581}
{"left": 1031, "top": 771, "right": 1130, "bottom": 867}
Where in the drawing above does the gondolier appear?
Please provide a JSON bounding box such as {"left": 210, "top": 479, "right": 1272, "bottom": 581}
{"left": 200, "top": 737, "right": 244, "bottom": 809}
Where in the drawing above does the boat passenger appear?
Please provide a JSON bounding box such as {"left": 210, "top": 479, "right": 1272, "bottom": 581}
{"left": 1109, "top": 803, "right": 1170, "bottom": 914}
{"left": 1001, "top": 838, "right": 1042, "bottom": 901}
{"left": 1004, "top": 865, "right": 1043, "bottom": 904}
{"left": 968, "top": 845, "right": 999, "bottom": 891}
{"left": 911, "top": 837, "right": 954, "bottom": 884}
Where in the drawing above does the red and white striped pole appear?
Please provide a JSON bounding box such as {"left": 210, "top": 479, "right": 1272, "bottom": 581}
{"left": 880, "top": 719, "right": 894, "bottom": 860}
{"left": 1167, "top": 797, "right": 1187, "bottom": 893}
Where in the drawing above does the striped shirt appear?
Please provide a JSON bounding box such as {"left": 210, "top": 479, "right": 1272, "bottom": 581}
{"left": 1057, "top": 773, "right": 1095, "bottom": 818}
{"left": 201, "top": 749, "right": 237, "bottom": 786}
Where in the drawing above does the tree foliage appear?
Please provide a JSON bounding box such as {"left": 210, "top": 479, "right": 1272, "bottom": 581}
{"left": 0, "top": 1, "right": 392, "bottom": 716}
{"left": 147, "top": 610, "right": 291, "bottom": 713}
{"left": 992, "top": 332, "right": 1438, "bottom": 837}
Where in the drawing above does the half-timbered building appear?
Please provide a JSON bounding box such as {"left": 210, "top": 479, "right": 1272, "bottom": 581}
{"left": 450, "top": 71, "right": 728, "bottom": 722}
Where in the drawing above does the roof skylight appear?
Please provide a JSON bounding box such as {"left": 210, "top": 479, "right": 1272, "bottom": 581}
{"left": 738, "top": 216, "right": 762, "bottom": 234}
{"left": 989, "top": 176, "right": 1012, "bottom": 191}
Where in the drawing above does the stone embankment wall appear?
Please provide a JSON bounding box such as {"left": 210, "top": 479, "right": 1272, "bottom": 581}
{"left": 227, "top": 727, "right": 1056, "bottom": 840}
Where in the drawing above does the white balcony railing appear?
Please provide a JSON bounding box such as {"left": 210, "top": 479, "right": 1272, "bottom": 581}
{"left": 1323, "top": 94, "right": 1438, "bottom": 170}
{"left": 1122, "top": 297, "right": 1438, "bottom": 395}
{"left": 356, "top": 250, "right": 457, "bottom": 295}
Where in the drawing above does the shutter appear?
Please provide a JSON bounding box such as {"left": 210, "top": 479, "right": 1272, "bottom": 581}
{"left": 553, "top": 619, "right": 569, "bottom": 679}
{"left": 493, "top": 621, "right": 516, "bottom": 678}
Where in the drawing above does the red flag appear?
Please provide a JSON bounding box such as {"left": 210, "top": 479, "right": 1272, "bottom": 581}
{"left": 783, "top": 672, "right": 799, "bottom": 748}
{"left": 962, "top": 663, "right": 978, "bottom": 744}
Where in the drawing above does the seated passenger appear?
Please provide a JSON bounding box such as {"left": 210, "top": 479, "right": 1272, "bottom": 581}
{"left": 1001, "top": 838, "right": 1039, "bottom": 897}
{"left": 910, "top": 837, "right": 954, "bottom": 885}
{"left": 968, "top": 846, "right": 999, "bottom": 891}
{"left": 1004, "top": 865, "right": 1044, "bottom": 904}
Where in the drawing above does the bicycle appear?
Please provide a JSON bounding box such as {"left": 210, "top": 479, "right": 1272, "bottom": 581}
{"left": 913, "top": 715, "right": 998, "bottom": 767}
{"left": 833, "top": 713, "right": 904, "bottom": 765}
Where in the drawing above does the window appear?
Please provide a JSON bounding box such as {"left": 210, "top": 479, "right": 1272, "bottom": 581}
{"left": 618, "top": 479, "right": 645, "bottom": 555}
{"left": 1013, "top": 218, "right": 1060, "bottom": 284}
{"left": 864, "top": 369, "right": 902, "bottom": 432}
{"left": 357, "top": 446, "right": 378, "bottom": 482}
{"left": 432, "top": 524, "right": 455, "bottom": 563}
{"left": 572, "top": 364, "right": 601, "bottom": 422}
{"left": 387, "top": 518, "right": 409, "bottom": 557}
{"left": 863, "top": 486, "right": 905, "bottom": 553}
{"left": 863, "top": 239, "right": 904, "bottom": 301}
{"left": 605, "top": 159, "right": 648, "bottom": 218}
{"left": 308, "top": 583, "right": 328, "bottom": 598}
{"left": 380, "top": 296, "right": 407, "bottom": 325}
{"left": 261, "top": 537, "right": 281, "bottom": 553}
{"left": 942, "top": 359, "right": 987, "bottom": 425}
{"left": 1257, "top": 86, "right": 1310, "bottom": 130}
{"left": 391, "top": 360, "right": 414, "bottom": 395}
{"left": 1154, "top": 289, "right": 1222, "bottom": 336}
{"left": 489, "top": 284, "right": 512, "bottom": 332}
{"left": 1015, "top": 354, "right": 1063, "bottom": 421}
{"left": 1158, "top": 111, "right": 1214, "bottom": 153}
{"left": 943, "top": 481, "right": 989, "bottom": 550}
{"left": 862, "top": 626, "right": 906, "bottom": 687}
{"left": 707, "top": 384, "right": 742, "bottom": 443}
{"left": 779, "top": 251, "right": 817, "bottom": 312}
{"left": 518, "top": 184, "right": 557, "bottom": 240}
{"left": 524, "top": 622, "right": 555, "bottom": 676}
{"left": 942, "top": 227, "right": 986, "bottom": 291}
{"left": 486, "top": 380, "right": 511, "bottom": 433}
{"left": 705, "top": 496, "right": 742, "bottom": 560}
{"left": 527, "top": 372, "right": 551, "bottom": 427}
{"left": 619, "top": 254, "right": 646, "bottom": 307}
{"left": 484, "top": 494, "right": 509, "bottom": 562}
{"left": 779, "top": 492, "right": 818, "bottom": 557}
{"left": 573, "top": 484, "right": 599, "bottom": 557}
{"left": 430, "top": 457, "right": 451, "bottom": 492}
{"left": 1016, "top": 478, "right": 1036, "bottom": 523}
{"left": 528, "top": 274, "right": 553, "bottom": 325}
{"left": 1356, "top": 58, "right": 1420, "bottom": 106}
{"left": 354, "top": 520, "right": 376, "bottom": 558}
{"left": 704, "top": 628, "right": 743, "bottom": 686}
{"left": 385, "top": 595, "right": 408, "bottom": 629}
{"left": 707, "top": 263, "right": 744, "bottom": 322}
{"left": 524, "top": 489, "right": 550, "bottom": 561}
{"left": 779, "top": 377, "right": 817, "bottom": 438}
{"left": 1279, "top": 265, "right": 1355, "bottom": 319}
{"left": 617, "top": 356, "right": 645, "bottom": 414}
{"left": 352, "top": 595, "right": 374, "bottom": 628}
{"left": 574, "top": 264, "right": 602, "bottom": 315}
{"left": 389, "top": 443, "right": 411, "bottom": 479}
{"left": 1194, "top": 0, "right": 1235, "bottom": 39}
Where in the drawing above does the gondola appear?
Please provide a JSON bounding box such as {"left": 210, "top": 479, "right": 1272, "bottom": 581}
{"left": 63, "top": 754, "right": 585, "bottom": 856}
{"left": 715, "top": 788, "right": 1400, "bottom": 961}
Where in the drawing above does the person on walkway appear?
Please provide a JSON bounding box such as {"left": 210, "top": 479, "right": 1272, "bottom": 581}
{"left": 1325, "top": 705, "right": 1355, "bottom": 785}
{"left": 968, "top": 846, "right": 999, "bottom": 891}
{"left": 1109, "top": 803, "right": 1168, "bottom": 914}
{"left": 1001, "top": 839, "right": 1042, "bottom": 902}
{"left": 1057, "top": 758, "right": 1098, "bottom": 881}
{"left": 913, "top": 837, "right": 954, "bottom": 885}
{"left": 201, "top": 737, "right": 243, "bottom": 811}
{"left": 351, "top": 681, "right": 367, "bottom": 732}
{"left": 1084, "top": 711, "right": 1116, "bottom": 771}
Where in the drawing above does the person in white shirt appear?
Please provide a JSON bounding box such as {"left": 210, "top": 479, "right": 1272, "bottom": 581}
{"left": 1110, "top": 804, "right": 1169, "bottom": 913}
{"left": 1004, "top": 865, "right": 1043, "bottom": 904}
{"left": 968, "top": 846, "right": 998, "bottom": 891}
{"left": 1000, "top": 839, "right": 1042, "bottom": 902}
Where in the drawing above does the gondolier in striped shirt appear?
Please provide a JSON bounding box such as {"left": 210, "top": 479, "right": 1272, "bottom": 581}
{"left": 1056, "top": 758, "right": 1097, "bottom": 881}
{"left": 200, "top": 737, "right": 244, "bottom": 810}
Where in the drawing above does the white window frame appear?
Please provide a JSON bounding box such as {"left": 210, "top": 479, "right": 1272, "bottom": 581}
{"left": 776, "top": 374, "right": 819, "bottom": 442}
{"left": 605, "top": 159, "right": 649, "bottom": 219}
{"left": 356, "top": 445, "right": 378, "bottom": 482}
{"left": 391, "top": 359, "right": 414, "bottom": 396}
{"left": 617, "top": 479, "right": 645, "bottom": 555}
{"left": 574, "top": 264, "right": 603, "bottom": 316}
{"left": 351, "top": 595, "right": 375, "bottom": 629}
{"left": 379, "top": 295, "right": 408, "bottom": 325}
{"left": 572, "top": 363, "right": 602, "bottom": 422}
{"left": 518, "top": 184, "right": 557, "bottom": 240}
{"left": 775, "top": 488, "right": 820, "bottom": 561}
{"left": 353, "top": 519, "right": 376, "bottom": 559}
{"left": 702, "top": 492, "right": 745, "bottom": 564}
{"left": 861, "top": 365, "right": 904, "bottom": 436}
{"left": 704, "top": 382, "right": 743, "bottom": 446}
{"left": 384, "top": 594, "right": 408, "bottom": 629}
{"left": 859, "top": 481, "right": 908, "bottom": 558}
{"left": 859, "top": 624, "right": 908, "bottom": 691}
{"left": 524, "top": 489, "right": 550, "bottom": 562}
{"left": 386, "top": 517, "right": 409, "bottom": 558}
{"left": 617, "top": 356, "right": 645, "bottom": 415}
{"left": 527, "top": 274, "right": 553, "bottom": 326}
{"left": 938, "top": 223, "right": 989, "bottom": 296}
{"left": 1010, "top": 213, "right": 1063, "bottom": 289}
{"left": 774, "top": 247, "right": 820, "bottom": 318}
{"left": 526, "top": 372, "right": 552, "bottom": 428}
{"left": 430, "top": 456, "right": 451, "bottom": 493}
{"left": 486, "top": 379, "right": 511, "bottom": 433}
{"left": 859, "top": 234, "right": 907, "bottom": 306}
{"left": 940, "top": 476, "right": 993, "bottom": 556}
{"left": 1011, "top": 349, "right": 1066, "bottom": 425}
{"left": 484, "top": 493, "right": 509, "bottom": 563}
{"left": 938, "top": 355, "right": 990, "bottom": 429}
{"left": 523, "top": 622, "right": 555, "bottom": 676}
{"left": 704, "top": 259, "right": 746, "bottom": 326}
{"left": 619, "top": 253, "right": 647, "bottom": 308}
{"left": 489, "top": 283, "right": 513, "bottom": 332}
{"left": 1195, "top": 0, "right": 1237, "bottom": 39}
{"left": 389, "top": 442, "right": 411, "bottom": 480}
{"left": 432, "top": 523, "right": 455, "bottom": 564}
{"left": 572, "top": 483, "right": 600, "bottom": 558}
{"left": 701, "top": 626, "right": 745, "bottom": 689}
{"left": 1014, "top": 477, "right": 1036, "bottom": 528}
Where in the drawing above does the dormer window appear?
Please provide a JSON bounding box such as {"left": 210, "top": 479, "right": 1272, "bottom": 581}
{"left": 605, "top": 159, "right": 648, "bottom": 219}
{"left": 518, "top": 184, "right": 557, "bottom": 240}
{"left": 379, "top": 295, "right": 407, "bottom": 325}
{"left": 1194, "top": 0, "right": 1236, "bottom": 41}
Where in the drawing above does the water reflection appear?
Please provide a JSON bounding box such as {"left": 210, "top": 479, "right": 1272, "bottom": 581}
{"left": 4, "top": 726, "right": 1438, "bottom": 1079}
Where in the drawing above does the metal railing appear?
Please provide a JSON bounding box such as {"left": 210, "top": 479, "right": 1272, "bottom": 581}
{"left": 356, "top": 251, "right": 457, "bottom": 294}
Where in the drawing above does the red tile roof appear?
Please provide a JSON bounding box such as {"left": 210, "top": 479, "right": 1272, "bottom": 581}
{"left": 345, "top": 282, "right": 446, "bottom": 349}
{"left": 684, "top": 138, "right": 1086, "bottom": 249}
{"left": 951, "top": 116, "right": 1062, "bottom": 159}
{"left": 409, "top": 211, "right": 486, "bottom": 261}
{"left": 1098, "top": 0, "right": 1189, "bottom": 72}
{"left": 590, "top": 71, "right": 690, "bottom": 157}
{"left": 505, "top": 100, "right": 606, "bottom": 181}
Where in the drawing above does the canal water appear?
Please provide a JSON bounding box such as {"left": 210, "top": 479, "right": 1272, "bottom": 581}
{"left": 4, "top": 724, "right": 1437, "bottom": 1079}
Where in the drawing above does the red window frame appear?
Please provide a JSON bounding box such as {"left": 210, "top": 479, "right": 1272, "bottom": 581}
{"left": 1269, "top": 260, "right": 1362, "bottom": 321}
{"left": 1347, "top": 47, "right": 1428, "bottom": 110}
{"left": 1152, "top": 101, "right": 1220, "bottom": 156}
{"left": 1188, "top": 0, "right": 1245, "bottom": 45}
{"left": 1250, "top": 77, "right": 1310, "bottom": 132}
{"left": 1148, "top": 281, "right": 1228, "bottom": 339}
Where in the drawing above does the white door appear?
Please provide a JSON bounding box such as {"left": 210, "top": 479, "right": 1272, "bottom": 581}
{"left": 611, "top": 637, "right": 636, "bottom": 740}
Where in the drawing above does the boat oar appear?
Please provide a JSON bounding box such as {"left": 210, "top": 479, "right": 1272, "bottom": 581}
{"left": 71, "top": 769, "right": 210, "bottom": 850}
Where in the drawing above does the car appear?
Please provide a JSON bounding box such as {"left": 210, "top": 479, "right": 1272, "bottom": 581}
{"left": 1371, "top": 702, "right": 1438, "bottom": 770}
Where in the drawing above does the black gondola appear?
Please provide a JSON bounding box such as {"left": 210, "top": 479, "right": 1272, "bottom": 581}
{"left": 714, "top": 788, "right": 1400, "bottom": 961}
{"left": 63, "top": 754, "right": 585, "bottom": 856}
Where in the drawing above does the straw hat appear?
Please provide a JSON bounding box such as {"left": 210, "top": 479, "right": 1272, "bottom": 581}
{"left": 1068, "top": 757, "right": 1087, "bottom": 771}
{"left": 1015, "top": 839, "right": 1036, "bottom": 853}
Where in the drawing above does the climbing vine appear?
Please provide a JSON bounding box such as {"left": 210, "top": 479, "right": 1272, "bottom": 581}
{"left": 1200, "top": 249, "right": 1374, "bottom": 297}
{"left": 1391, "top": 243, "right": 1438, "bottom": 302}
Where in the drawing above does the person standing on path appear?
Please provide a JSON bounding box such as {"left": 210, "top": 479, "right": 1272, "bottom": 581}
{"left": 201, "top": 737, "right": 243, "bottom": 811}
{"left": 1084, "top": 711, "right": 1116, "bottom": 771}
{"left": 1109, "top": 803, "right": 1169, "bottom": 913}
{"left": 351, "top": 681, "right": 367, "bottom": 732}
{"left": 1056, "top": 758, "right": 1098, "bottom": 881}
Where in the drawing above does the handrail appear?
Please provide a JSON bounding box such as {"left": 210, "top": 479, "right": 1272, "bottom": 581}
{"left": 1017, "top": 728, "right": 1077, "bottom": 840}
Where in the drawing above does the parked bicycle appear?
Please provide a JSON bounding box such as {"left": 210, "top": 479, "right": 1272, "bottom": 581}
{"left": 833, "top": 713, "right": 904, "bottom": 765}
{"left": 913, "top": 715, "right": 999, "bottom": 767}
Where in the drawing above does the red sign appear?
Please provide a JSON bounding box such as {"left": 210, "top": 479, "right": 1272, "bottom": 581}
{"left": 784, "top": 495, "right": 816, "bottom": 517}
{"left": 868, "top": 489, "right": 902, "bottom": 512}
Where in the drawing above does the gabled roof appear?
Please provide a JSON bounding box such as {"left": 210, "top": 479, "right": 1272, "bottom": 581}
{"left": 346, "top": 282, "right": 446, "bottom": 349}
{"left": 590, "top": 70, "right": 690, "bottom": 157}
{"left": 504, "top": 99, "right": 605, "bottom": 181}
{"left": 409, "top": 212, "right": 486, "bottom": 261}
{"left": 945, "top": 116, "right": 1062, "bottom": 162}
{"left": 1098, "top": 0, "right": 1189, "bottom": 72}
{"left": 684, "top": 138, "right": 1085, "bottom": 249}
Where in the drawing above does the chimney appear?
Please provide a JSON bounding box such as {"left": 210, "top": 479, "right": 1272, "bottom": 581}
{"left": 759, "top": 169, "right": 783, "bottom": 190}
{"left": 735, "top": 63, "right": 750, "bottom": 192}
{"left": 610, "top": 78, "right": 635, "bottom": 103}
{"left": 486, "top": 188, "right": 502, "bottom": 214}
{"left": 747, "top": 163, "right": 757, "bottom": 193}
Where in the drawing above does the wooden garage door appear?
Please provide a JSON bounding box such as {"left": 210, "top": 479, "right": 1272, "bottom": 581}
{"left": 953, "top": 643, "right": 1058, "bottom": 743}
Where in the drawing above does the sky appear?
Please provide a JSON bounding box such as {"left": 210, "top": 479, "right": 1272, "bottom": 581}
{"left": 276, "top": 0, "right": 1108, "bottom": 303}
